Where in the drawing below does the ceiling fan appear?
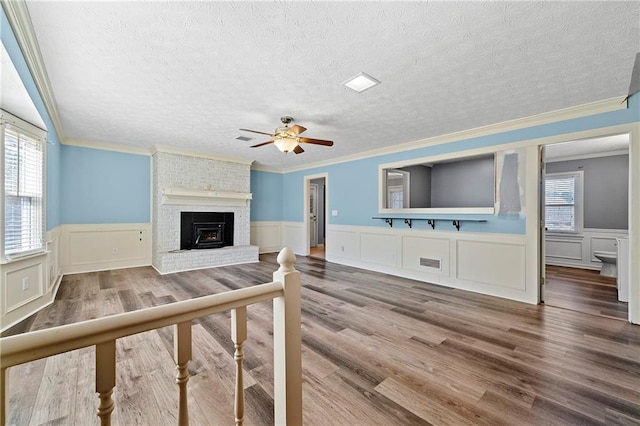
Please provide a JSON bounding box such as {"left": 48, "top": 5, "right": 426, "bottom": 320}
{"left": 240, "top": 116, "right": 334, "bottom": 154}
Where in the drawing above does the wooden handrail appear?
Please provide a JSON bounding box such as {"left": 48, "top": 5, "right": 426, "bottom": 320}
{"left": 1, "top": 247, "right": 302, "bottom": 426}
{"left": 0, "top": 281, "right": 283, "bottom": 369}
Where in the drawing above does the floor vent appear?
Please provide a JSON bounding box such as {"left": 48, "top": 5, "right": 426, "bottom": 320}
{"left": 420, "top": 257, "right": 441, "bottom": 269}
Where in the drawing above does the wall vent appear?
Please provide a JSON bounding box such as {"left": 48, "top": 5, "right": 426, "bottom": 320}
{"left": 419, "top": 257, "right": 441, "bottom": 269}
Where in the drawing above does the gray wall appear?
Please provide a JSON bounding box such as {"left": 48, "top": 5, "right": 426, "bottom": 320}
{"left": 430, "top": 157, "right": 495, "bottom": 208}
{"left": 546, "top": 154, "right": 628, "bottom": 230}
{"left": 311, "top": 178, "right": 325, "bottom": 243}
{"left": 404, "top": 165, "right": 431, "bottom": 208}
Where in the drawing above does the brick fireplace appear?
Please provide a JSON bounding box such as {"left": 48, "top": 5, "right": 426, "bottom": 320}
{"left": 151, "top": 151, "right": 258, "bottom": 274}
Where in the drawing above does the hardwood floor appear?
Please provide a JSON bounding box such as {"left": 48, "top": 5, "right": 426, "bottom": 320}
{"left": 309, "top": 244, "right": 325, "bottom": 260}
{"left": 545, "top": 265, "right": 628, "bottom": 320}
{"left": 3, "top": 255, "right": 640, "bottom": 425}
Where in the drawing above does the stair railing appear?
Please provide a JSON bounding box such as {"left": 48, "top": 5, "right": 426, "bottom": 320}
{"left": 0, "top": 247, "right": 302, "bottom": 426}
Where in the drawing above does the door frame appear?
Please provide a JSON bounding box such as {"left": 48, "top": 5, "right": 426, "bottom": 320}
{"left": 309, "top": 183, "right": 319, "bottom": 248}
{"left": 303, "top": 173, "right": 329, "bottom": 256}
{"left": 535, "top": 122, "right": 639, "bottom": 323}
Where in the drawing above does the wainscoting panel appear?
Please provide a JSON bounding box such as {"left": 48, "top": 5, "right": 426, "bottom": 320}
{"left": 326, "top": 229, "right": 359, "bottom": 261}
{"left": 1, "top": 227, "right": 63, "bottom": 332}
{"left": 2, "top": 257, "right": 44, "bottom": 314}
{"left": 62, "top": 223, "right": 152, "bottom": 274}
{"left": 545, "top": 237, "right": 583, "bottom": 261}
{"left": 401, "top": 235, "right": 450, "bottom": 276}
{"left": 282, "top": 222, "right": 307, "bottom": 256}
{"left": 545, "top": 229, "right": 628, "bottom": 270}
{"left": 250, "top": 221, "right": 283, "bottom": 254}
{"left": 360, "top": 232, "right": 397, "bottom": 267}
{"left": 326, "top": 224, "right": 535, "bottom": 304}
{"left": 456, "top": 240, "right": 526, "bottom": 290}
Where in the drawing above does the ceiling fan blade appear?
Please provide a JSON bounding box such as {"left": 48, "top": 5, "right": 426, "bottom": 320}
{"left": 293, "top": 145, "right": 305, "bottom": 154}
{"left": 289, "top": 125, "right": 307, "bottom": 135}
{"left": 240, "top": 128, "right": 275, "bottom": 137}
{"left": 250, "top": 140, "right": 274, "bottom": 148}
{"left": 299, "top": 137, "right": 334, "bottom": 147}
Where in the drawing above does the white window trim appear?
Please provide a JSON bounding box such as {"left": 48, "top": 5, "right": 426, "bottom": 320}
{"left": 544, "top": 170, "right": 584, "bottom": 234}
{"left": 1, "top": 109, "right": 47, "bottom": 262}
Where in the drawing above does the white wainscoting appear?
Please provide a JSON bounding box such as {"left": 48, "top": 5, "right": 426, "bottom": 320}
{"left": 250, "top": 221, "right": 308, "bottom": 256}
{"left": 1, "top": 227, "right": 63, "bottom": 332}
{"left": 282, "top": 222, "right": 307, "bottom": 256}
{"left": 402, "top": 235, "right": 450, "bottom": 276}
{"left": 250, "top": 221, "right": 283, "bottom": 254}
{"left": 545, "top": 228, "right": 628, "bottom": 270}
{"left": 248, "top": 221, "right": 535, "bottom": 304}
{"left": 61, "top": 223, "right": 152, "bottom": 274}
{"left": 326, "top": 224, "right": 535, "bottom": 304}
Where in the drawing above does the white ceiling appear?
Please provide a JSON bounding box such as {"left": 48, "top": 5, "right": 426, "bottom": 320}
{"left": 22, "top": 1, "right": 640, "bottom": 170}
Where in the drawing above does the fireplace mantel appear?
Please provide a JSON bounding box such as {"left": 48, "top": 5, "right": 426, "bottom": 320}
{"left": 162, "top": 188, "right": 253, "bottom": 206}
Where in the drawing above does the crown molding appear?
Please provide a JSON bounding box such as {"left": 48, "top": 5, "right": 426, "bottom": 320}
{"left": 281, "top": 96, "right": 628, "bottom": 174}
{"left": 251, "top": 164, "right": 284, "bottom": 173}
{"left": 2, "top": 0, "right": 65, "bottom": 142}
{"left": 64, "top": 138, "right": 152, "bottom": 155}
{"left": 152, "top": 145, "right": 254, "bottom": 166}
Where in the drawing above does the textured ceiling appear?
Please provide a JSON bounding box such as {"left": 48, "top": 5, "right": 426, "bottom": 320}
{"left": 24, "top": 1, "right": 640, "bottom": 170}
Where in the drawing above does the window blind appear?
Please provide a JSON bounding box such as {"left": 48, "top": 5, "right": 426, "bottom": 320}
{"left": 4, "top": 125, "right": 44, "bottom": 257}
{"left": 545, "top": 175, "right": 576, "bottom": 232}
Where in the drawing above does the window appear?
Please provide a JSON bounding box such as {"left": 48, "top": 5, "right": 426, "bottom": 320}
{"left": 2, "top": 113, "right": 46, "bottom": 259}
{"left": 544, "top": 172, "right": 583, "bottom": 233}
{"left": 385, "top": 169, "right": 410, "bottom": 209}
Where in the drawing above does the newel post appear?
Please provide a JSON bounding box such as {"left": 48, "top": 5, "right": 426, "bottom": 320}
{"left": 272, "top": 247, "right": 303, "bottom": 426}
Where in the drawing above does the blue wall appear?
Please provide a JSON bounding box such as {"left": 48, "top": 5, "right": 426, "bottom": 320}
{"left": 61, "top": 145, "right": 150, "bottom": 224}
{"left": 2, "top": 7, "right": 62, "bottom": 230}
{"left": 250, "top": 170, "right": 283, "bottom": 221}
{"left": 265, "top": 94, "right": 640, "bottom": 235}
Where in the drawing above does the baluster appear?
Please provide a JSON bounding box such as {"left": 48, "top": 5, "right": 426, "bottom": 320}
{"left": 273, "top": 247, "right": 302, "bottom": 426}
{"left": 231, "top": 306, "right": 247, "bottom": 426}
{"left": 174, "top": 321, "right": 192, "bottom": 426}
{"left": 96, "top": 340, "right": 116, "bottom": 426}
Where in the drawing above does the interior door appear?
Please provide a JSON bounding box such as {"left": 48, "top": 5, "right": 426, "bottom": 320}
{"left": 539, "top": 145, "right": 546, "bottom": 303}
{"left": 309, "top": 183, "right": 318, "bottom": 248}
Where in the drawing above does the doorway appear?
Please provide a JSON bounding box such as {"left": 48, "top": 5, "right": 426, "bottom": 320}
{"left": 540, "top": 134, "right": 630, "bottom": 320}
{"left": 307, "top": 175, "right": 327, "bottom": 260}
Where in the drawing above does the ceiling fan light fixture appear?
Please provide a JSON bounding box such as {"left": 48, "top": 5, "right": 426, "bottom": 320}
{"left": 343, "top": 72, "right": 381, "bottom": 93}
{"left": 273, "top": 136, "right": 299, "bottom": 153}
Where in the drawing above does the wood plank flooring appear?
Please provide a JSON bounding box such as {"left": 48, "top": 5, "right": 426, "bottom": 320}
{"left": 309, "top": 245, "right": 325, "bottom": 260}
{"left": 3, "top": 255, "right": 640, "bottom": 425}
{"left": 545, "top": 265, "right": 628, "bottom": 320}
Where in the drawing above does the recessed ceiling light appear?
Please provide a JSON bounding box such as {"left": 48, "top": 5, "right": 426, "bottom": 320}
{"left": 236, "top": 136, "right": 253, "bottom": 141}
{"left": 342, "top": 72, "right": 381, "bottom": 93}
